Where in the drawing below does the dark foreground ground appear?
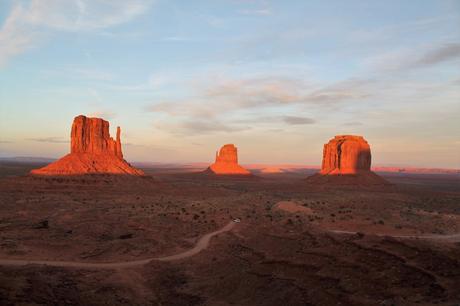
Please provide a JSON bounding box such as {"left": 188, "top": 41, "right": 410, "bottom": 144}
{"left": 0, "top": 161, "right": 459, "bottom": 305}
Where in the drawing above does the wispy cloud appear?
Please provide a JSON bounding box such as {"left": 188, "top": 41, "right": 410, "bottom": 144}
{"left": 283, "top": 116, "right": 315, "bottom": 125}
{"left": 414, "top": 43, "right": 460, "bottom": 66}
{"left": 348, "top": 15, "right": 458, "bottom": 44}
{"left": 238, "top": 0, "right": 273, "bottom": 16}
{"left": 124, "top": 142, "right": 147, "bottom": 148}
{"left": 161, "top": 36, "right": 194, "bottom": 42}
{"left": 0, "top": 0, "right": 153, "bottom": 67}
{"left": 234, "top": 115, "right": 316, "bottom": 125}
{"left": 239, "top": 8, "right": 272, "bottom": 16}
{"left": 342, "top": 122, "right": 363, "bottom": 126}
{"left": 146, "top": 76, "right": 371, "bottom": 119}
{"left": 154, "top": 119, "right": 251, "bottom": 136}
{"left": 72, "top": 68, "right": 115, "bottom": 81}
{"left": 41, "top": 67, "right": 115, "bottom": 81}
{"left": 364, "top": 42, "right": 460, "bottom": 72}
{"left": 26, "top": 137, "right": 69, "bottom": 143}
{"left": 0, "top": 4, "right": 37, "bottom": 67}
{"left": 22, "top": 0, "right": 153, "bottom": 31}
{"left": 87, "top": 110, "right": 116, "bottom": 120}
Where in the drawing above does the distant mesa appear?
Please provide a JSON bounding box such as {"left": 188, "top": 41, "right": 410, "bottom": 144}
{"left": 307, "top": 135, "right": 388, "bottom": 185}
{"left": 30, "top": 115, "right": 144, "bottom": 176}
{"left": 207, "top": 144, "right": 251, "bottom": 175}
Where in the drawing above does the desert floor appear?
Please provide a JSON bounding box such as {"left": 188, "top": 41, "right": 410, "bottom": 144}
{"left": 0, "top": 161, "right": 459, "bottom": 305}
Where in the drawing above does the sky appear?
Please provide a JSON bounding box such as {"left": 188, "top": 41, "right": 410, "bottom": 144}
{"left": 0, "top": 0, "right": 459, "bottom": 168}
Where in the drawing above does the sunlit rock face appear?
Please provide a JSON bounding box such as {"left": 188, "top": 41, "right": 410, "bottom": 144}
{"left": 307, "top": 135, "right": 388, "bottom": 185}
{"left": 70, "top": 115, "right": 123, "bottom": 158}
{"left": 30, "top": 115, "right": 144, "bottom": 176}
{"left": 321, "top": 135, "right": 371, "bottom": 175}
{"left": 208, "top": 144, "right": 250, "bottom": 175}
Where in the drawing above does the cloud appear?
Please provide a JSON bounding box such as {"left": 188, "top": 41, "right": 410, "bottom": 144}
{"left": 87, "top": 111, "right": 116, "bottom": 120}
{"left": 342, "top": 122, "right": 363, "bottom": 126}
{"left": 415, "top": 43, "right": 460, "bottom": 66}
{"left": 234, "top": 115, "right": 316, "bottom": 126}
{"left": 124, "top": 142, "right": 146, "bottom": 148}
{"left": 0, "top": 140, "right": 14, "bottom": 144}
{"left": 22, "top": 0, "right": 153, "bottom": 31}
{"left": 239, "top": 8, "right": 272, "bottom": 16}
{"left": 154, "top": 119, "right": 251, "bottom": 136}
{"left": 144, "top": 75, "right": 372, "bottom": 136}
{"left": 348, "top": 15, "right": 458, "bottom": 45}
{"left": 41, "top": 67, "right": 115, "bottom": 81}
{"left": 0, "top": 4, "right": 37, "bottom": 67}
{"left": 364, "top": 42, "right": 460, "bottom": 72}
{"left": 282, "top": 116, "right": 315, "bottom": 125}
{"left": 0, "top": 0, "right": 153, "bottom": 66}
{"left": 182, "top": 120, "right": 249, "bottom": 133}
{"left": 26, "top": 137, "right": 69, "bottom": 143}
{"left": 146, "top": 76, "right": 371, "bottom": 119}
{"left": 205, "top": 77, "right": 301, "bottom": 106}
{"left": 72, "top": 68, "right": 115, "bottom": 81}
{"left": 304, "top": 79, "right": 372, "bottom": 104}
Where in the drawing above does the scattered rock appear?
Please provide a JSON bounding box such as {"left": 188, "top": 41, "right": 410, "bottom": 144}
{"left": 118, "top": 233, "right": 133, "bottom": 240}
{"left": 33, "top": 220, "right": 49, "bottom": 229}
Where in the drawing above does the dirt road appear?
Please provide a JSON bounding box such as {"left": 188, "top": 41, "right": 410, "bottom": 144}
{"left": 0, "top": 221, "right": 237, "bottom": 269}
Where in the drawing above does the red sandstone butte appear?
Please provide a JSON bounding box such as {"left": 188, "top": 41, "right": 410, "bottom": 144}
{"left": 307, "top": 135, "right": 387, "bottom": 185}
{"left": 321, "top": 135, "right": 371, "bottom": 175}
{"left": 207, "top": 144, "right": 250, "bottom": 175}
{"left": 30, "top": 115, "right": 144, "bottom": 176}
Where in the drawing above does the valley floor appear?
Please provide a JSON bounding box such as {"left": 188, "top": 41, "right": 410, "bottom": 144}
{"left": 0, "top": 164, "right": 459, "bottom": 305}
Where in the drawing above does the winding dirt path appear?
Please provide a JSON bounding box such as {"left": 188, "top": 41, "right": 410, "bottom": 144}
{"left": 0, "top": 221, "right": 237, "bottom": 269}
{"left": 330, "top": 230, "right": 460, "bottom": 243}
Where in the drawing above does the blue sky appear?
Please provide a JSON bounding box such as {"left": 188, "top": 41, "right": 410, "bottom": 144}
{"left": 0, "top": 0, "right": 459, "bottom": 168}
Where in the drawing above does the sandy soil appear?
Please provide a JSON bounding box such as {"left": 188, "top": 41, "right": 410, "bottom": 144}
{"left": 0, "top": 221, "right": 237, "bottom": 268}
{"left": 275, "top": 201, "right": 314, "bottom": 214}
{"left": 0, "top": 162, "right": 459, "bottom": 305}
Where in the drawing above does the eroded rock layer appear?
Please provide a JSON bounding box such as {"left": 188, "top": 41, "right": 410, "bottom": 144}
{"left": 31, "top": 115, "right": 143, "bottom": 176}
{"left": 71, "top": 115, "right": 123, "bottom": 158}
{"left": 308, "top": 135, "right": 388, "bottom": 185}
{"left": 321, "top": 135, "right": 371, "bottom": 175}
{"left": 208, "top": 144, "right": 250, "bottom": 175}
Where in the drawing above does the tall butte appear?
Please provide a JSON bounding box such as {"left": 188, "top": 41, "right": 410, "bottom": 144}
{"left": 207, "top": 144, "right": 250, "bottom": 175}
{"left": 307, "top": 135, "right": 387, "bottom": 185}
{"left": 31, "top": 115, "right": 144, "bottom": 176}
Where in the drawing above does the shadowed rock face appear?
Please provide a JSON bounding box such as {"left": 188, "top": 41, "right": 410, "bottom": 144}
{"left": 208, "top": 144, "right": 250, "bottom": 175}
{"left": 31, "top": 115, "right": 143, "bottom": 176}
{"left": 321, "top": 135, "right": 371, "bottom": 175}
